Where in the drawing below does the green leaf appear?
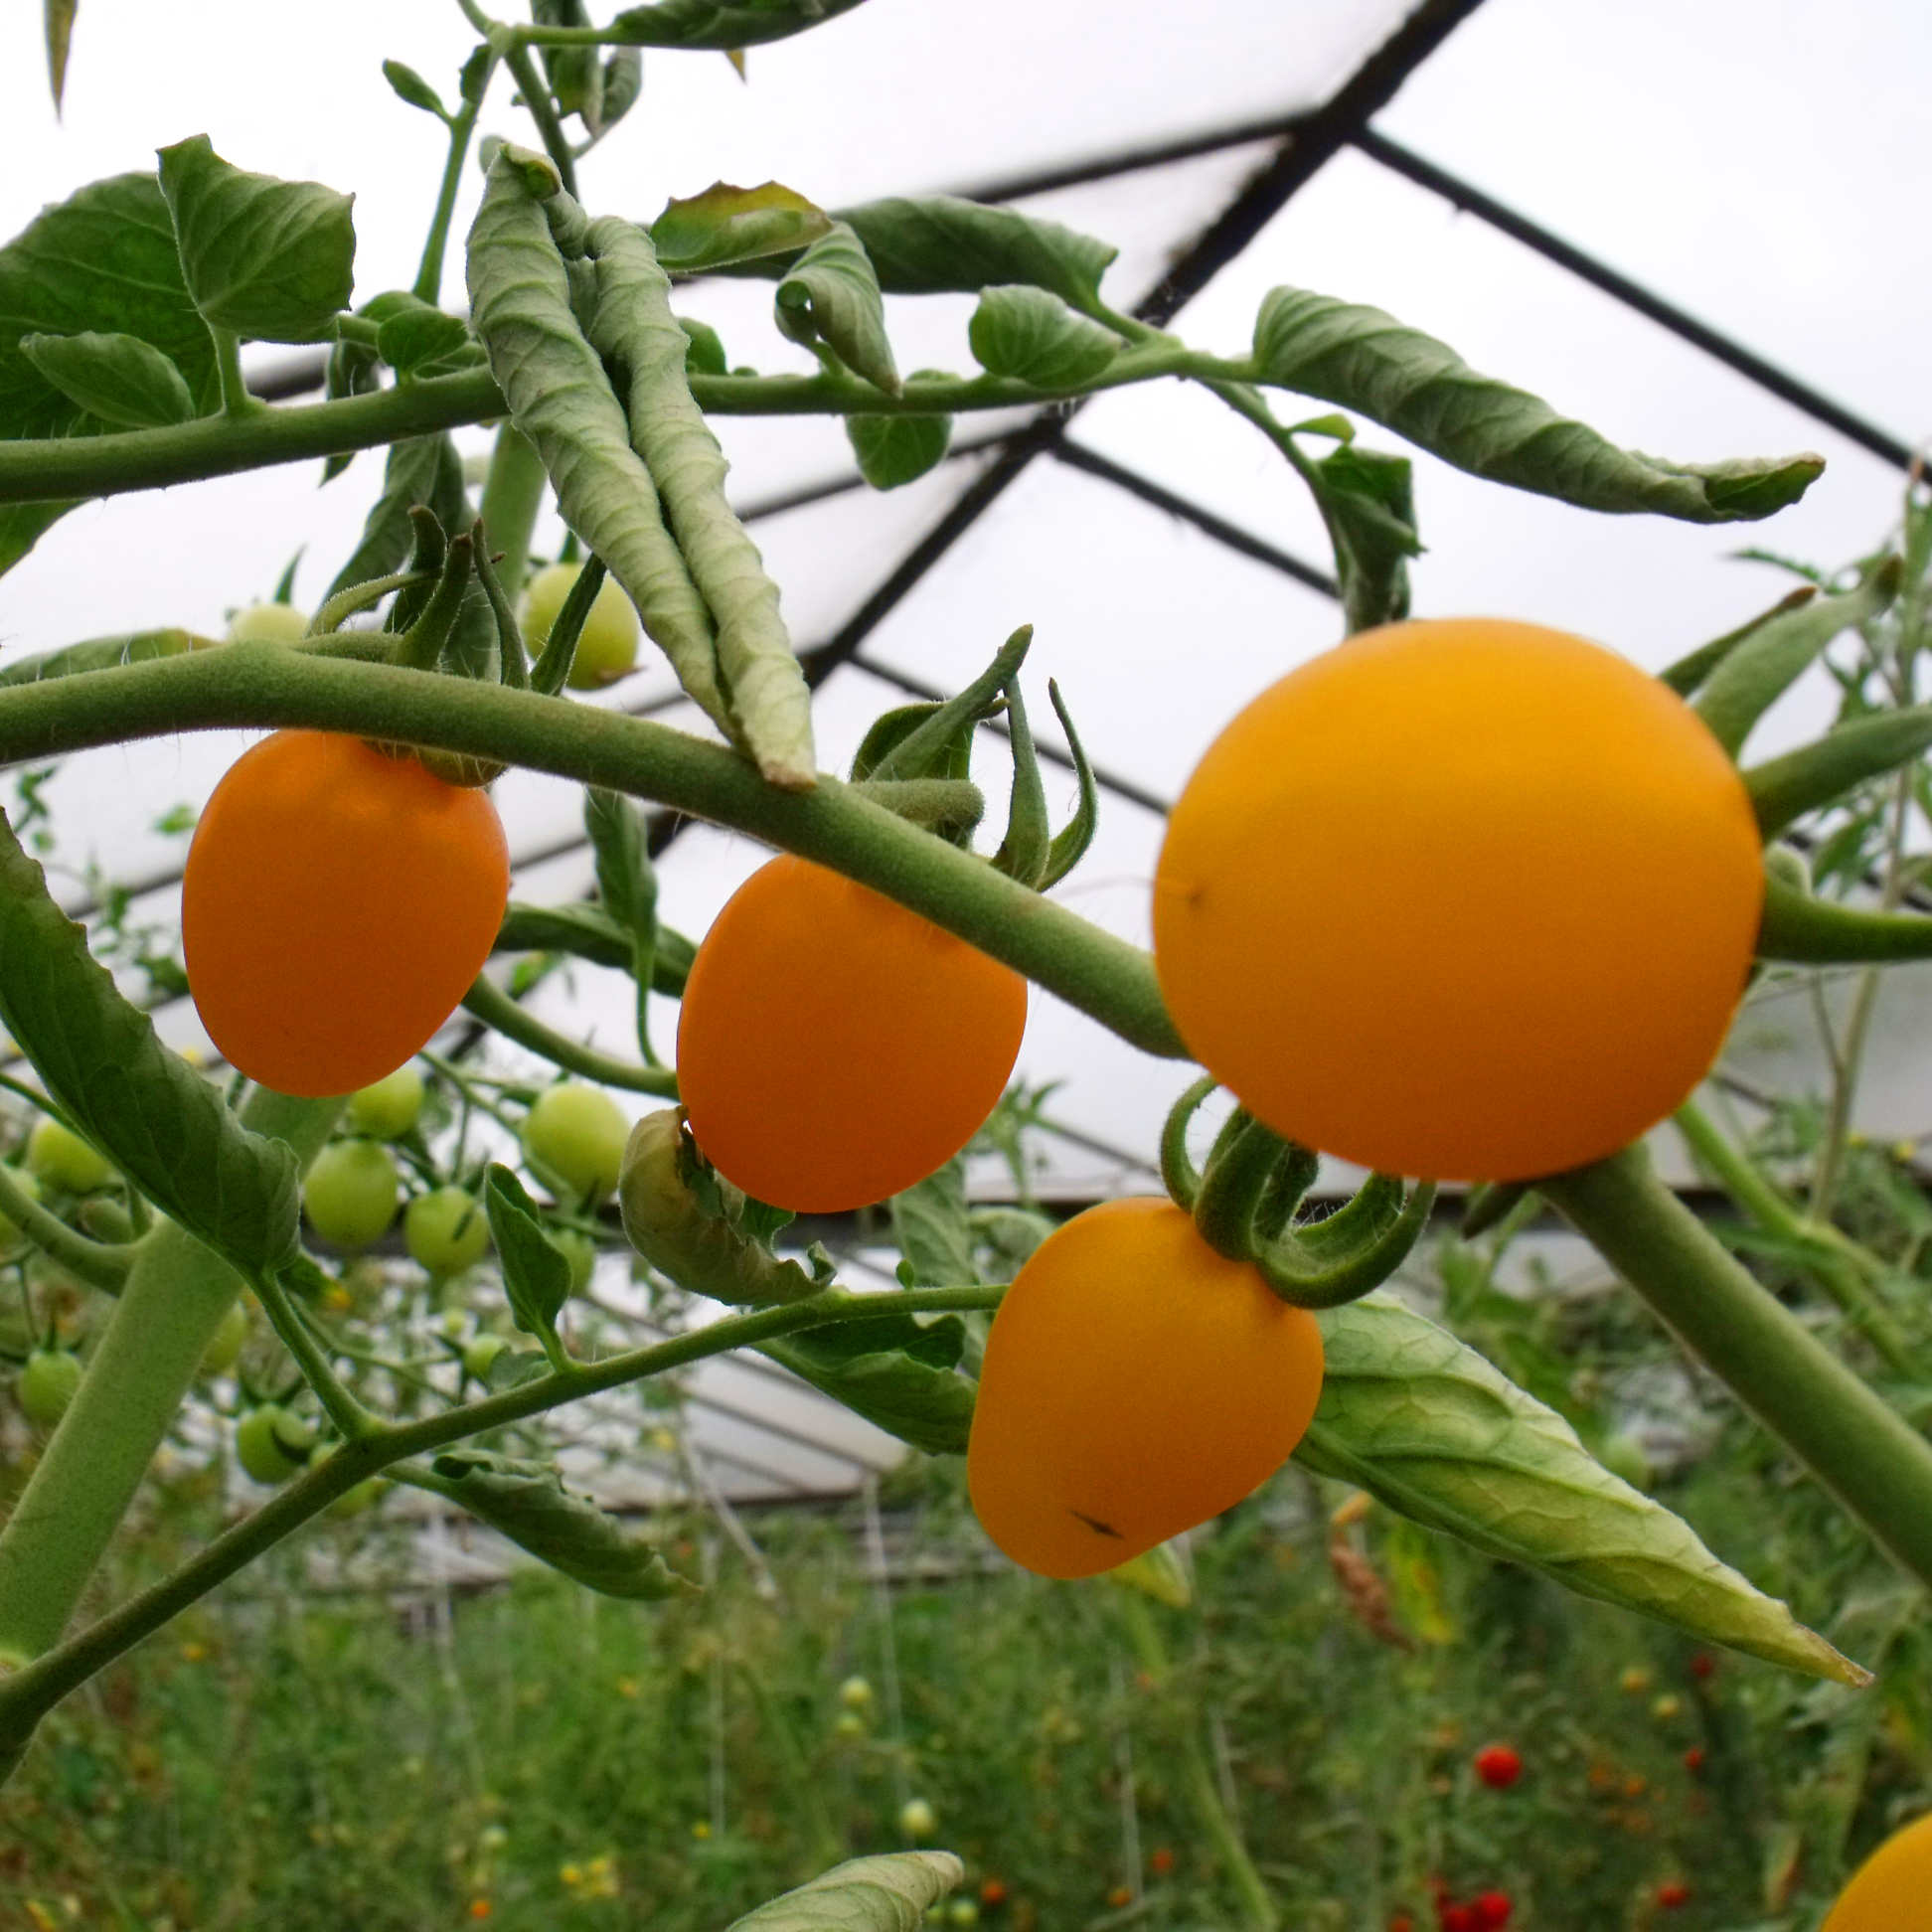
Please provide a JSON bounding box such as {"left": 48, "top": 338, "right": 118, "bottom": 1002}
{"left": 584, "top": 788, "right": 654, "bottom": 935}
{"left": 534, "top": 0, "right": 601, "bottom": 126}
{"left": 678, "top": 314, "right": 728, "bottom": 377}
{"left": 966, "top": 286, "right": 1120, "bottom": 389}
{"left": 494, "top": 900, "right": 696, "bottom": 995}
{"left": 1746, "top": 706, "right": 1932, "bottom": 839}
{"left": 381, "top": 59, "right": 448, "bottom": 120}
{"left": 890, "top": 1162, "right": 978, "bottom": 1288}
{"left": 0, "top": 626, "right": 201, "bottom": 690}
{"left": 45, "top": 1, "right": 77, "bottom": 112}
{"left": 156, "top": 135, "right": 357, "bottom": 344}
{"left": 761, "top": 1306, "right": 975, "bottom": 1456}
{"left": 599, "top": 49, "right": 644, "bottom": 133}
{"left": 775, "top": 221, "right": 898, "bottom": 394}
{"left": 364, "top": 293, "right": 480, "bottom": 380}
{"left": 826, "top": 198, "right": 1117, "bottom": 307}
{"left": 651, "top": 180, "right": 830, "bottom": 273}
{"left": 1295, "top": 1294, "right": 1868, "bottom": 1685}
{"left": 0, "top": 171, "right": 218, "bottom": 576}
{"left": 607, "top": 0, "right": 874, "bottom": 51}
{"left": 323, "top": 433, "right": 462, "bottom": 607}
{"left": 1307, "top": 442, "right": 1419, "bottom": 634}
{"left": 728, "top": 1853, "right": 965, "bottom": 1930}
{"left": 1657, "top": 586, "right": 1817, "bottom": 699}
{"left": 484, "top": 1163, "right": 573, "bottom": 1342}
{"left": 0, "top": 811, "right": 301, "bottom": 1273}
{"left": 1251, "top": 286, "right": 1824, "bottom": 525}
{"left": 1756, "top": 872, "right": 1932, "bottom": 963}
{"left": 1693, "top": 561, "right": 1899, "bottom": 756}
{"left": 618, "top": 1110, "right": 824, "bottom": 1306}
{"left": 846, "top": 403, "right": 950, "bottom": 490}
{"left": 426, "top": 1449, "right": 699, "bottom": 1599}
{"left": 19, "top": 330, "right": 195, "bottom": 429}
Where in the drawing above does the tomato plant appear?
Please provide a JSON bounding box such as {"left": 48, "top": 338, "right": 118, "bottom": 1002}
{"left": 1153, "top": 619, "right": 1764, "bottom": 1181}
{"left": 521, "top": 1082, "right": 629, "bottom": 1205}
{"left": 677, "top": 856, "right": 1028, "bottom": 1211}
{"left": 520, "top": 561, "right": 640, "bottom": 690}
{"left": 404, "top": 1186, "right": 490, "bottom": 1276}
{"left": 967, "top": 1197, "right": 1324, "bottom": 1578}
{"left": 303, "top": 1140, "right": 401, "bottom": 1250}
{"left": 15, "top": 1351, "right": 81, "bottom": 1430}
{"left": 347, "top": 1066, "right": 425, "bottom": 1140}
{"left": 182, "top": 730, "right": 509, "bottom": 1097}
{"left": 25, "top": 1116, "right": 113, "bottom": 1194}
{"left": 234, "top": 1404, "right": 312, "bottom": 1486}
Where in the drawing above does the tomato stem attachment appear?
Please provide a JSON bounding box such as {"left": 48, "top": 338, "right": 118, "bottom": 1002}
{"left": 1158, "top": 1074, "right": 1218, "bottom": 1210}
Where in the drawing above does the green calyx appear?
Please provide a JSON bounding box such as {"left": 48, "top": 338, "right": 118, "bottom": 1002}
{"left": 1160, "top": 1076, "right": 1435, "bottom": 1310}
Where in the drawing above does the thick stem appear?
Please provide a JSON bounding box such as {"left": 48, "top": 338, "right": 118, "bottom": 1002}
{"left": 210, "top": 327, "right": 257, "bottom": 419}
{"left": 0, "top": 1088, "right": 340, "bottom": 1669}
{"left": 477, "top": 422, "right": 546, "bottom": 598}
{"left": 0, "top": 647, "right": 1186, "bottom": 1059}
{"left": 459, "top": 975, "right": 678, "bottom": 1095}
{"left": 0, "top": 1163, "right": 133, "bottom": 1292}
{"left": 1542, "top": 1143, "right": 1932, "bottom": 1591}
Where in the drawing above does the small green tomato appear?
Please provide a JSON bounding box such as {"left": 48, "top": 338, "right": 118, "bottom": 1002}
{"left": 347, "top": 1065, "right": 425, "bottom": 1139}
{"left": 26, "top": 1116, "right": 115, "bottom": 1194}
{"left": 521, "top": 1084, "right": 629, "bottom": 1205}
{"left": 304, "top": 1141, "right": 401, "bottom": 1249}
{"left": 226, "top": 601, "right": 311, "bottom": 646}
{"left": 405, "top": 1188, "right": 490, "bottom": 1277}
{"left": 199, "top": 1301, "right": 250, "bottom": 1378}
{"left": 554, "top": 1226, "right": 597, "bottom": 1296}
{"left": 16, "top": 1349, "right": 82, "bottom": 1429}
{"left": 520, "top": 562, "right": 640, "bottom": 690}
{"left": 839, "top": 1675, "right": 875, "bottom": 1712}
{"left": 834, "top": 1711, "right": 866, "bottom": 1740}
{"left": 0, "top": 1168, "right": 42, "bottom": 1248}
{"left": 898, "top": 1798, "right": 937, "bottom": 1841}
{"left": 235, "top": 1404, "right": 313, "bottom": 1485}
{"left": 463, "top": 1333, "right": 510, "bottom": 1383}
{"left": 948, "top": 1903, "right": 980, "bottom": 1928}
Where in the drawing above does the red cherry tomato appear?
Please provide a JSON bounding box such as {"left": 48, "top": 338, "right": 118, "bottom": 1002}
{"left": 677, "top": 855, "right": 1027, "bottom": 1211}
{"left": 183, "top": 730, "right": 508, "bottom": 1096}
{"left": 1473, "top": 1744, "right": 1523, "bottom": 1790}
{"left": 1474, "top": 1892, "right": 1513, "bottom": 1928}
{"left": 1657, "top": 1880, "right": 1690, "bottom": 1909}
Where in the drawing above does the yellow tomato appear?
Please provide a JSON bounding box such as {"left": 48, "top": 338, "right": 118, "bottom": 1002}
{"left": 1824, "top": 1812, "right": 1932, "bottom": 1929}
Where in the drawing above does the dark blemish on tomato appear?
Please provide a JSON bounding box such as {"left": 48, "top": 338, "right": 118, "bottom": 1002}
{"left": 1071, "top": 1509, "right": 1123, "bottom": 1539}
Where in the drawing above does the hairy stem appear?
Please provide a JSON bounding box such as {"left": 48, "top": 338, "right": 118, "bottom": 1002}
{"left": 0, "top": 1088, "right": 340, "bottom": 1670}
{"left": 0, "top": 1163, "right": 134, "bottom": 1293}
{"left": 460, "top": 974, "right": 679, "bottom": 1095}
{"left": 477, "top": 422, "right": 547, "bottom": 599}
{"left": 413, "top": 51, "right": 498, "bottom": 303}
{"left": 0, "top": 647, "right": 1186, "bottom": 1059}
{"left": 1542, "top": 1143, "right": 1932, "bottom": 1591}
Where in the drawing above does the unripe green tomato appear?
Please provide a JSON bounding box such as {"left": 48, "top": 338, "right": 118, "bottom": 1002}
{"left": 522, "top": 1084, "right": 629, "bottom": 1205}
{"left": 554, "top": 1226, "right": 597, "bottom": 1297}
{"left": 1598, "top": 1434, "right": 1654, "bottom": 1492}
{"left": 520, "top": 562, "right": 640, "bottom": 690}
{"left": 235, "top": 1404, "right": 312, "bottom": 1485}
{"left": 0, "top": 1167, "right": 41, "bottom": 1248}
{"left": 16, "top": 1349, "right": 82, "bottom": 1429}
{"left": 404, "top": 1188, "right": 490, "bottom": 1276}
{"left": 834, "top": 1710, "right": 867, "bottom": 1740}
{"left": 77, "top": 1196, "right": 134, "bottom": 1243}
{"left": 948, "top": 1903, "right": 979, "bottom": 1928}
{"left": 347, "top": 1065, "right": 425, "bottom": 1139}
{"left": 227, "top": 601, "right": 311, "bottom": 646}
{"left": 328, "top": 1476, "right": 385, "bottom": 1520}
{"left": 304, "top": 1140, "right": 401, "bottom": 1249}
{"left": 199, "top": 1301, "right": 250, "bottom": 1378}
{"left": 26, "top": 1116, "right": 114, "bottom": 1194}
{"left": 898, "top": 1798, "right": 937, "bottom": 1840}
{"left": 463, "top": 1332, "right": 510, "bottom": 1382}
{"left": 839, "top": 1675, "right": 875, "bottom": 1712}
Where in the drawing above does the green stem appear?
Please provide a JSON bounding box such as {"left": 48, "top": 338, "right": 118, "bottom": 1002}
{"left": 501, "top": 40, "right": 578, "bottom": 195}
{"left": 0, "top": 1088, "right": 341, "bottom": 1671}
{"left": 1541, "top": 1143, "right": 1932, "bottom": 1591}
{"left": 476, "top": 422, "right": 546, "bottom": 599}
{"left": 460, "top": 975, "right": 679, "bottom": 1096}
{"left": 0, "top": 348, "right": 1233, "bottom": 508}
{"left": 210, "top": 327, "right": 257, "bottom": 418}
{"left": 1674, "top": 1099, "right": 1916, "bottom": 1375}
{"left": 0, "top": 647, "right": 1186, "bottom": 1059}
{"left": 413, "top": 53, "right": 496, "bottom": 303}
{"left": 247, "top": 1259, "right": 380, "bottom": 1441}
{"left": 1114, "top": 1592, "right": 1278, "bottom": 1931}
{"left": 0, "top": 1164, "right": 134, "bottom": 1293}
{"left": 0, "top": 1283, "right": 998, "bottom": 1776}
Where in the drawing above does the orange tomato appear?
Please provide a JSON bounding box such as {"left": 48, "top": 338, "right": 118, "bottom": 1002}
{"left": 183, "top": 730, "right": 509, "bottom": 1096}
{"left": 1824, "top": 1811, "right": 1932, "bottom": 1929}
{"left": 1153, "top": 619, "right": 1763, "bottom": 1181}
{"left": 967, "top": 1198, "right": 1324, "bottom": 1578}
{"left": 676, "top": 855, "right": 1027, "bottom": 1211}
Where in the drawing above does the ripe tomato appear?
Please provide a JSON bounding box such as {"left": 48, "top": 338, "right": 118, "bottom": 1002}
{"left": 1824, "top": 1812, "right": 1932, "bottom": 1928}
{"left": 1153, "top": 620, "right": 1763, "bottom": 1181}
{"left": 1473, "top": 1892, "right": 1513, "bottom": 1928}
{"left": 967, "top": 1198, "right": 1324, "bottom": 1578}
{"left": 348, "top": 1065, "right": 425, "bottom": 1140}
{"left": 1656, "top": 1880, "right": 1690, "bottom": 1910}
{"left": 522, "top": 1082, "right": 630, "bottom": 1206}
{"left": 405, "top": 1187, "right": 490, "bottom": 1276}
{"left": 1473, "top": 1744, "right": 1523, "bottom": 1790}
{"left": 26, "top": 1116, "right": 114, "bottom": 1194}
{"left": 182, "top": 730, "right": 509, "bottom": 1097}
{"left": 677, "top": 856, "right": 1028, "bottom": 1212}
{"left": 16, "top": 1349, "right": 81, "bottom": 1429}
{"left": 521, "top": 561, "right": 640, "bottom": 690}
{"left": 304, "top": 1140, "right": 401, "bottom": 1250}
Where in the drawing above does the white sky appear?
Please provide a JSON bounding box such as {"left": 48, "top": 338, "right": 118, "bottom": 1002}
{"left": 3, "top": 0, "right": 1930, "bottom": 1184}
